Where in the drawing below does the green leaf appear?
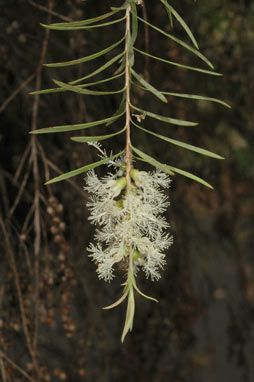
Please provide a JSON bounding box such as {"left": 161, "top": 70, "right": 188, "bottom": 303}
{"left": 133, "top": 280, "right": 158, "bottom": 302}
{"left": 133, "top": 122, "right": 224, "bottom": 159}
{"left": 45, "top": 151, "right": 124, "bottom": 184}
{"left": 41, "top": 16, "right": 126, "bottom": 31}
{"left": 131, "top": 145, "right": 213, "bottom": 188}
{"left": 131, "top": 104, "right": 197, "bottom": 126}
{"left": 30, "top": 112, "right": 125, "bottom": 134}
{"left": 42, "top": 9, "right": 119, "bottom": 28}
{"left": 160, "top": 0, "right": 199, "bottom": 49}
{"left": 103, "top": 290, "right": 129, "bottom": 309}
{"left": 137, "top": 16, "right": 214, "bottom": 69}
{"left": 74, "top": 72, "right": 125, "bottom": 87}
{"left": 106, "top": 93, "right": 126, "bottom": 126}
{"left": 166, "top": 8, "right": 173, "bottom": 28}
{"left": 131, "top": 145, "right": 175, "bottom": 175}
{"left": 71, "top": 52, "right": 125, "bottom": 84}
{"left": 121, "top": 288, "right": 135, "bottom": 343}
{"left": 134, "top": 48, "right": 222, "bottom": 76}
{"left": 111, "top": 0, "right": 130, "bottom": 11}
{"left": 53, "top": 79, "right": 125, "bottom": 96}
{"left": 165, "top": 165, "right": 213, "bottom": 189}
{"left": 44, "top": 36, "right": 125, "bottom": 68}
{"left": 130, "top": 68, "right": 168, "bottom": 103}
{"left": 29, "top": 72, "right": 125, "bottom": 96}
{"left": 127, "top": 34, "right": 135, "bottom": 67}
{"left": 161, "top": 91, "right": 231, "bottom": 108}
{"left": 130, "top": 1, "right": 138, "bottom": 45}
{"left": 71, "top": 127, "right": 126, "bottom": 142}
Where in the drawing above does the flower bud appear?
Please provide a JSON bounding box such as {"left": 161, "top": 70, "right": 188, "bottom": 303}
{"left": 132, "top": 250, "right": 140, "bottom": 261}
{"left": 130, "top": 169, "right": 147, "bottom": 186}
{"left": 111, "top": 177, "right": 127, "bottom": 197}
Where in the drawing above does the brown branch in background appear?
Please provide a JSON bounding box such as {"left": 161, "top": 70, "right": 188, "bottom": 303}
{"left": 142, "top": 1, "right": 150, "bottom": 81}
{"left": 0, "top": 168, "right": 10, "bottom": 218}
{"left": 36, "top": 142, "right": 52, "bottom": 187}
{"left": 30, "top": 0, "right": 53, "bottom": 354}
{"left": 27, "top": 0, "right": 72, "bottom": 22}
{"left": 14, "top": 141, "right": 32, "bottom": 182}
{"left": 0, "top": 219, "right": 40, "bottom": 377}
{"left": 0, "top": 74, "right": 36, "bottom": 115}
{"left": 0, "top": 350, "right": 35, "bottom": 382}
{"left": 0, "top": 355, "right": 7, "bottom": 382}
{"left": 8, "top": 158, "right": 33, "bottom": 221}
{"left": 46, "top": 157, "right": 86, "bottom": 198}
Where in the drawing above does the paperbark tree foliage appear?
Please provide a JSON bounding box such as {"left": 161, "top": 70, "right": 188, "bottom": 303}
{"left": 30, "top": 0, "right": 228, "bottom": 342}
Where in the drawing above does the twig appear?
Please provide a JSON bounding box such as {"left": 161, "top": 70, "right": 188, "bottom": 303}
{"left": 0, "top": 350, "right": 35, "bottom": 382}
{"left": 46, "top": 158, "right": 85, "bottom": 198}
{"left": 2, "top": 169, "right": 33, "bottom": 205}
{"left": 36, "top": 141, "right": 52, "bottom": 187}
{"left": 0, "top": 167, "right": 10, "bottom": 218}
{"left": 14, "top": 141, "right": 32, "bottom": 182}
{"left": 20, "top": 240, "right": 33, "bottom": 277}
{"left": 0, "top": 355, "right": 7, "bottom": 382}
{"left": 8, "top": 158, "right": 33, "bottom": 220}
{"left": 0, "top": 219, "right": 40, "bottom": 376}
{"left": 0, "top": 74, "right": 35, "bottom": 114}
{"left": 30, "top": 0, "right": 53, "bottom": 353}
{"left": 27, "top": 0, "right": 72, "bottom": 22}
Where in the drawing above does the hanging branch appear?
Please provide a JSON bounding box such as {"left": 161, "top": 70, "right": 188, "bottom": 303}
{"left": 30, "top": 0, "right": 229, "bottom": 342}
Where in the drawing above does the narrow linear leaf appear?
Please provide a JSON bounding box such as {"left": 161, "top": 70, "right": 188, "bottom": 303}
{"left": 41, "top": 16, "right": 126, "bottom": 31}
{"left": 127, "top": 33, "right": 135, "bottom": 67}
{"left": 165, "top": 165, "right": 213, "bottom": 189}
{"left": 131, "top": 145, "right": 213, "bottom": 188}
{"left": 71, "top": 52, "right": 124, "bottom": 84}
{"left": 160, "top": 0, "right": 199, "bottom": 49}
{"left": 134, "top": 48, "right": 222, "bottom": 76}
{"left": 113, "top": 55, "right": 126, "bottom": 75}
{"left": 166, "top": 7, "right": 174, "bottom": 28}
{"left": 133, "top": 282, "right": 158, "bottom": 303}
{"left": 131, "top": 104, "right": 197, "bottom": 126}
{"left": 103, "top": 290, "right": 129, "bottom": 310}
{"left": 45, "top": 151, "right": 124, "bottom": 185}
{"left": 106, "top": 93, "right": 126, "bottom": 126}
{"left": 137, "top": 16, "right": 214, "bottom": 69}
{"left": 44, "top": 36, "right": 125, "bottom": 68}
{"left": 71, "top": 127, "right": 126, "bottom": 142}
{"left": 121, "top": 288, "right": 135, "bottom": 343}
{"left": 74, "top": 72, "right": 125, "bottom": 87}
{"left": 130, "top": 68, "right": 168, "bottom": 103}
{"left": 161, "top": 91, "right": 231, "bottom": 108}
{"left": 111, "top": 0, "right": 130, "bottom": 11}
{"left": 42, "top": 9, "right": 119, "bottom": 28}
{"left": 130, "top": 1, "right": 138, "bottom": 45}
{"left": 29, "top": 72, "right": 125, "bottom": 96}
{"left": 30, "top": 112, "right": 125, "bottom": 134}
{"left": 133, "top": 122, "right": 224, "bottom": 159}
{"left": 131, "top": 145, "right": 175, "bottom": 175}
{"left": 53, "top": 79, "right": 125, "bottom": 96}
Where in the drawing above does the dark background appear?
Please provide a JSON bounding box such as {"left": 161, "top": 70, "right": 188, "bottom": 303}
{"left": 0, "top": 0, "right": 253, "bottom": 381}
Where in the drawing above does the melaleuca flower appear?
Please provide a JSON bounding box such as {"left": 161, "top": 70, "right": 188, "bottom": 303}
{"left": 85, "top": 162, "right": 173, "bottom": 282}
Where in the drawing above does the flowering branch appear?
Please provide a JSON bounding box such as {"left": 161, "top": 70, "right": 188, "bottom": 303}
{"left": 30, "top": 0, "right": 228, "bottom": 342}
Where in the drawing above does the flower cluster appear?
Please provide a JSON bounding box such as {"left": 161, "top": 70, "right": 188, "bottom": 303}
{"left": 85, "top": 160, "right": 173, "bottom": 282}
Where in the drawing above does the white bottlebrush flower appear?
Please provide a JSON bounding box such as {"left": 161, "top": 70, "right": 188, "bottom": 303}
{"left": 85, "top": 160, "right": 173, "bottom": 283}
